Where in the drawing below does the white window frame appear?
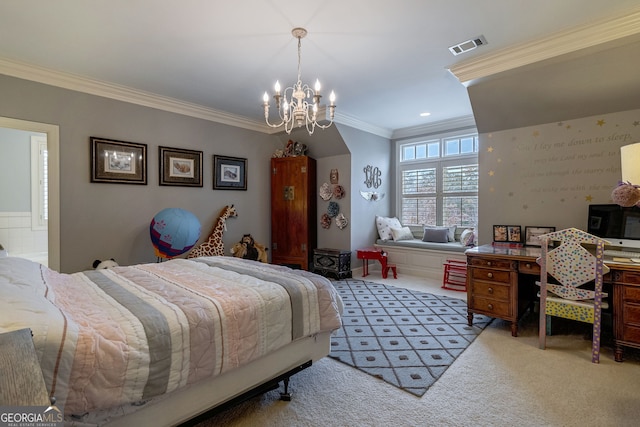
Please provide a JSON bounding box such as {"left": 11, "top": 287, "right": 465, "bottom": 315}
{"left": 395, "top": 131, "right": 478, "bottom": 227}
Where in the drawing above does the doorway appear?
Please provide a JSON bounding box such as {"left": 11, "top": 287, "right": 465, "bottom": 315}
{"left": 0, "top": 117, "right": 60, "bottom": 270}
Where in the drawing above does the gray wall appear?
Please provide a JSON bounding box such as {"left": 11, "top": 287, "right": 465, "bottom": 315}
{"left": 338, "top": 124, "right": 392, "bottom": 266}
{"left": 0, "top": 127, "right": 32, "bottom": 211}
{"left": 0, "top": 74, "right": 281, "bottom": 272}
{"left": 477, "top": 107, "right": 640, "bottom": 244}
{"left": 0, "top": 74, "right": 393, "bottom": 273}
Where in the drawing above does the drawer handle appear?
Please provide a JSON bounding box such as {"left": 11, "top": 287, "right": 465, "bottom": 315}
{"left": 525, "top": 263, "right": 531, "bottom": 268}
{"left": 486, "top": 261, "right": 492, "bottom": 266}
{"left": 488, "top": 287, "right": 494, "bottom": 294}
{"left": 487, "top": 304, "right": 494, "bottom": 310}
{"left": 487, "top": 272, "right": 493, "bottom": 278}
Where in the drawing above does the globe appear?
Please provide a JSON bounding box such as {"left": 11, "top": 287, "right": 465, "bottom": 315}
{"left": 150, "top": 208, "right": 201, "bottom": 259}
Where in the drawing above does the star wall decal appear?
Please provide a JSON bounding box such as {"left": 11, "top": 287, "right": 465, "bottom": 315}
{"left": 487, "top": 146, "right": 494, "bottom": 152}
{"left": 597, "top": 119, "right": 606, "bottom": 127}
{"left": 489, "top": 170, "right": 495, "bottom": 176}
{"left": 532, "top": 130, "right": 540, "bottom": 137}
{"left": 585, "top": 195, "right": 593, "bottom": 202}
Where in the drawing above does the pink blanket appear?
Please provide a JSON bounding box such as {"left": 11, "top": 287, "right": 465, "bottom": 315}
{"left": 0, "top": 256, "right": 341, "bottom": 415}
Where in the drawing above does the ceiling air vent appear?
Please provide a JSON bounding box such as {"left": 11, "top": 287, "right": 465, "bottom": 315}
{"left": 449, "top": 35, "right": 487, "bottom": 56}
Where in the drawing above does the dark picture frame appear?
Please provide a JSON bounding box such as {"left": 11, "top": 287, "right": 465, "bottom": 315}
{"left": 90, "top": 137, "right": 147, "bottom": 184}
{"left": 493, "top": 225, "right": 522, "bottom": 243}
{"left": 213, "top": 155, "right": 247, "bottom": 190}
{"left": 159, "top": 146, "right": 203, "bottom": 187}
{"left": 524, "top": 226, "right": 556, "bottom": 246}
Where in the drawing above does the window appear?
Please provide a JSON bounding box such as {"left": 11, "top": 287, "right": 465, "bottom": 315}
{"left": 397, "top": 133, "right": 478, "bottom": 227}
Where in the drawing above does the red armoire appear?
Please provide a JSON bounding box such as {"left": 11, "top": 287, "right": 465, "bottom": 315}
{"left": 270, "top": 156, "right": 317, "bottom": 270}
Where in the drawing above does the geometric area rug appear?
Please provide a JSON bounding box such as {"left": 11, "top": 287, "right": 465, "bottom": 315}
{"left": 328, "top": 279, "right": 492, "bottom": 397}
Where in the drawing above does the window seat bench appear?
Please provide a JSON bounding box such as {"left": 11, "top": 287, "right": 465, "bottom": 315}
{"left": 373, "top": 237, "right": 469, "bottom": 280}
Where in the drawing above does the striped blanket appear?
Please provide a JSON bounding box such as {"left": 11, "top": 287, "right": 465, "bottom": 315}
{"left": 0, "top": 256, "right": 341, "bottom": 415}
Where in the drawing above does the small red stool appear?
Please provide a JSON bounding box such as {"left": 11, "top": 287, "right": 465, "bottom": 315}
{"left": 442, "top": 259, "right": 467, "bottom": 291}
{"left": 384, "top": 263, "right": 397, "bottom": 279}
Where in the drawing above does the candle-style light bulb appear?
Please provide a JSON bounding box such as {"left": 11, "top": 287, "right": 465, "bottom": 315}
{"left": 315, "top": 79, "right": 321, "bottom": 92}
{"left": 263, "top": 92, "right": 269, "bottom": 104}
{"left": 274, "top": 81, "right": 281, "bottom": 94}
{"left": 329, "top": 91, "right": 336, "bottom": 106}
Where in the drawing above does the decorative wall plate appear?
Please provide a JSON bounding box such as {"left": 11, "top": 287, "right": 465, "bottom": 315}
{"left": 335, "top": 213, "right": 348, "bottom": 229}
{"left": 319, "top": 182, "right": 332, "bottom": 200}
{"left": 327, "top": 201, "right": 340, "bottom": 217}
{"left": 333, "top": 184, "right": 345, "bottom": 199}
{"left": 320, "top": 213, "right": 332, "bottom": 229}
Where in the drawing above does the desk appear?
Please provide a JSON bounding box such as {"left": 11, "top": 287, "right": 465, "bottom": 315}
{"left": 466, "top": 244, "right": 640, "bottom": 362}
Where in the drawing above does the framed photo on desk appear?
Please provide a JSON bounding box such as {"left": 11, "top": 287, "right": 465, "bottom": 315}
{"left": 524, "top": 226, "right": 555, "bottom": 246}
{"left": 493, "top": 225, "right": 522, "bottom": 243}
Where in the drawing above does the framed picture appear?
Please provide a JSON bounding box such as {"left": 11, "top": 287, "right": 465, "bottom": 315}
{"left": 90, "top": 137, "right": 147, "bottom": 184}
{"left": 493, "top": 225, "right": 522, "bottom": 243}
{"left": 524, "top": 226, "right": 556, "bottom": 246}
{"left": 213, "top": 155, "right": 247, "bottom": 190}
{"left": 159, "top": 146, "right": 203, "bottom": 187}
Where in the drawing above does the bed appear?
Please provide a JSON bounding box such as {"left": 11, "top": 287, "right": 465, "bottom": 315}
{"left": 0, "top": 255, "right": 342, "bottom": 426}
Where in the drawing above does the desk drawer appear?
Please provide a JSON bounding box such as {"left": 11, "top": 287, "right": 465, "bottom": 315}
{"left": 622, "top": 323, "right": 640, "bottom": 343}
{"left": 624, "top": 286, "right": 640, "bottom": 303}
{"left": 472, "top": 281, "right": 510, "bottom": 300}
{"left": 472, "top": 297, "right": 510, "bottom": 317}
{"left": 616, "top": 271, "right": 640, "bottom": 285}
{"left": 469, "top": 257, "right": 512, "bottom": 270}
{"left": 471, "top": 268, "right": 511, "bottom": 283}
{"left": 519, "top": 260, "right": 540, "bottom": 275}
{"left": 623, "top": 303, "right": 640, "bottom": 325}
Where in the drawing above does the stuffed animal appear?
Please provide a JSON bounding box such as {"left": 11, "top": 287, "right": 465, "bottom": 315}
{"left": 230, "top": 234, "right": 268, "bottom": 263}
{"left": 93, "top": 259, "right": 119, "bottom": 269}
{"left": 611, "top": 181, "right": 640, "bottom": 207}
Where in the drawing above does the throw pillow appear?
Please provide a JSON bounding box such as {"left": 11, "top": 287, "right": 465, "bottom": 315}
{"left": 390, "top": 226, "right": 414, "bottom": 241}
{"left": 422, "top": 227, "right": 449, "bottom": 243}
{"left": 460, "top": 228, "right": 475, "bottom": 246}
{"left": 423, "top": 225, "right": 456, "bottom": 242}
{"left": 376, "top": 216, "right": 402, "bottom": 241}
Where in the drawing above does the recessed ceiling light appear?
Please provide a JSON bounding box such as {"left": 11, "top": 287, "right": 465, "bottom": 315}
{"left": 420, "top": 112, "right": 431, "bottom": 117}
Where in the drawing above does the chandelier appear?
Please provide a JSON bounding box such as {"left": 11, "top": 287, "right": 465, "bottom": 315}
{"left": 263, "top": 27, "right": 336, "bottom": 135}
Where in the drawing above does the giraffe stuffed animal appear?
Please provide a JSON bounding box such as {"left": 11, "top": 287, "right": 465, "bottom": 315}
{"left": 187, "top": 205, "right": 238, "bottom": 258}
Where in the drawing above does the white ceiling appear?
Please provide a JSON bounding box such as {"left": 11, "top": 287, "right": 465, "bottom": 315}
{"left": 1, "top": 1, "right": 639, "bottom": 137}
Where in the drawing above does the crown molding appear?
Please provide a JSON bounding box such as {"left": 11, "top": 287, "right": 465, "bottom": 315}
{"left": 332, "top": 111, "right": 393, "bottom": 138}
{"left": 0, "top": 57, "right": 272, "bottom": 133}
{"left": 391, "top": 115, "right": 476, "bottom": 140}
{"left": 449, "top": 7, "right": 640, "bottom": 84}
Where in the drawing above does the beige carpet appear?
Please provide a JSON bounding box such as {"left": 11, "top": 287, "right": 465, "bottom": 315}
{"left": 195, "top": 274, "right": 640, "bottom": 427}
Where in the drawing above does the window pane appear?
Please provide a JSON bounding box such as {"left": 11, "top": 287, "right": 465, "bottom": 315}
{"left": 402, "top": 169, "right": 436, "bottom": 194}
{"left": 415, "top": 144, "right": 427, "bottom": 159}
{"left": 460, "top": 137, "right": 475, "bottom": 153}
{"left": 403, "top": 146, "right": 415, "bottom": 161}
{"left": 443, "top": 196, "right": 478, "bottom": 227}
{"left": 445, "top": 139, "right": 459, "bottom": 156}
{"left": 427, "top": 142, "right": 439, "bottom": 158}
{"left": 443, "top": 164, "right": 479, "bottom": 192}
{"left": 401, "top": 197, "right": 436, "bottom": 225}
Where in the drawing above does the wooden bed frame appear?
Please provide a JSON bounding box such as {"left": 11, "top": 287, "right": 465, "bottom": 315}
{"left": 86, "top": 331, "right": 332, "bottom": 426}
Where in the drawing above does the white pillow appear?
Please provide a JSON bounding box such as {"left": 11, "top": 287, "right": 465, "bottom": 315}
{"left": 390, "top": 226, "right": 414, "bottom": 241}
{"left": 460, "top": 228, "right": 475, "bottom": 246}
{"left": 376, "top": 216, "right": 402, "bottom": 241}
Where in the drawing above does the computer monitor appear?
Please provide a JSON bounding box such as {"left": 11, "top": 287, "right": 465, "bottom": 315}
{"left": 588, "top": 204, "right": 640, "bottom": 249}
